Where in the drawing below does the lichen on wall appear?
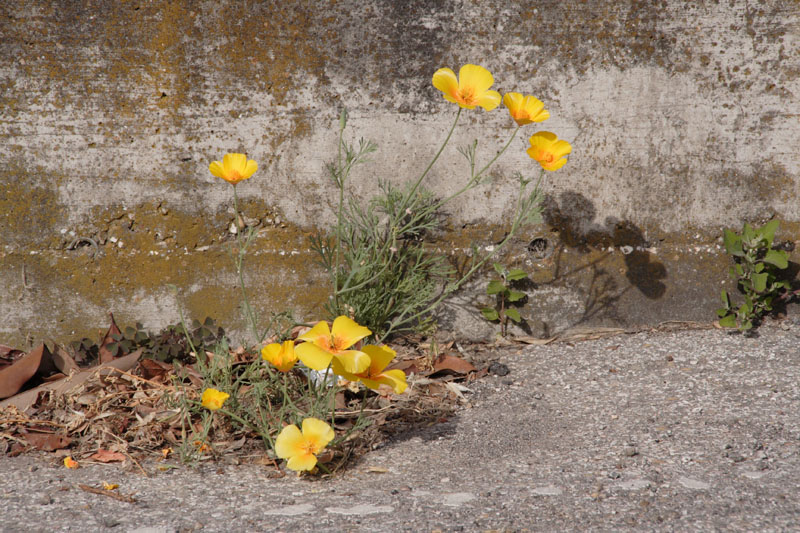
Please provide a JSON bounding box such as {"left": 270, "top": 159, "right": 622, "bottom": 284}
{"left": 1, "top": 0, "right": 799, "bottom": 344}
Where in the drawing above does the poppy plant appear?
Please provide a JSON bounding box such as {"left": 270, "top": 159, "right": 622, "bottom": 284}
{"left": 332, "top": 344, "right": 408, "bottom": 394}
{"left": 527, "top": 132, "right": 572, "bottom": 171}
{"left": 261, "top": 340, "right": 298, "bottom": 372}
{"left": 503, "top": 92, "right": 550, "bottom": 126}
{"left": 294, "top": 316, "right": 372, "bottom": 374}
{"left": 209, "top": 153, "right": 258, "bottom": 185}
{"left": 432, "top": 64, "right": 501, "bottom": 111}
{"left": 201, "top": 388, "right": 230, "bottom": 411}
{"left": 274, "top": 417, "right": 335, "bottom": 472}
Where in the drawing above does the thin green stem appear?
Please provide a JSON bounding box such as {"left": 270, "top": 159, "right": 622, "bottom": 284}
{"left": 377, "top": 168, "right": 544, "bottom": 343}
{"left": 398, "top": 125, "right": 521, "bottom": 239}
{"left": 333, "top": 121, "right": 346, "bottom": 310}
{"left": 232, "top": 186, "right": 259, "bottom": 343}
{"left": 218, "top": 406, "right": 274, "bottom": 448}
{"left": 398, "top": 108, "right": 462, "bottom": 216}
{"left": 475, "top": 125, "right": 521, "bottom": 180}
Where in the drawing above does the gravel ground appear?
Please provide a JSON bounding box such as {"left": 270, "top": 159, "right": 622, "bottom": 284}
{"left": 2, "top": 324, "right": 800, "bottom": 532}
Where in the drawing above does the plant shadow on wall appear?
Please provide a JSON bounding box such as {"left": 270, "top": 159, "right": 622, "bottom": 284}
{"left": 531, "top": 191, "right": 668, "bottom": 334}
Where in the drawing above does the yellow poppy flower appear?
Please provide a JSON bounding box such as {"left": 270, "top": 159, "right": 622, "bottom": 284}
{"left": 527, "top": 132, "right": 572, "bottom": 171}
{"left": 294, "top": 316, "right": 372, "bottom": 374}
{"left": 503, "top": 92, "right": 550, "bottom": 126}
{"left": 332, "top": 344, "right": 408, "bottom": 394}
{"left": 209, "top": 153, "right": 258, "bottom": 185}
{"left": 432, "top": 64, "right": 502, "bottom": 111}
{"left": 200, "top": 388, "right": 230, "bottom": 411}
{"left": 261, "top": 340, "right": 298, "bottom": 372}
{"left": 274, "top": 417, "right": 335, "bottom": 472}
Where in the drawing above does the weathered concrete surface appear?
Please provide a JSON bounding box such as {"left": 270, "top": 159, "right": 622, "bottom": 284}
{"left": 1, "top": 1, "right": 800, "bottom": 345}
{"left": 2, "top": 325, "right": 800, "bottom": 531}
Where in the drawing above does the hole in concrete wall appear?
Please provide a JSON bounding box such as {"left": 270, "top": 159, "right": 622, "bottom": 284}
{"left": 527, "top": 237, "right": 550, "bottom": 259}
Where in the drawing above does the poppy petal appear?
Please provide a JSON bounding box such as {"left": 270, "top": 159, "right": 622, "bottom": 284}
{"left": 432, "top": 67, "right": 459, "bottom": 99}
{"left": 477, "top": 90, "right": 501, "bottom": 111}
{"left": 209, "top": 161, "right": 225, "bottom": 178}
{"left": 295, "top": 342, "right": 334, "bottom": 370}
{"left": 301, "top": 417, "right": 335, "bottom": 449}
{"left": 330, "top": 316, "right": 371, "bottom": 349}
{"left": 242, "top": 159, "right": 258, "bottom": 179}
{"left": 459, "top": 64, "right": 494, "bottom": 93}
{"left": 297, "top": 321, "right": 331, "bottom": 344}
{"left": 286, "top": 453, "right": 318, "bottom": 472}
{"left": 275, "top": 424, "right": 303, "bottom": 459}
{"left": 333, "top": 350, "right": 371, "bottom": 374}
{"left": 361, "top": 344, "right": 397, "bottom": 373}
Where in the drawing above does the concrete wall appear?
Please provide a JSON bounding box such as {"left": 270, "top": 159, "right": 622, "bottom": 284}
{"left": 2, "top": 0, "right": 799, "bottom": 345}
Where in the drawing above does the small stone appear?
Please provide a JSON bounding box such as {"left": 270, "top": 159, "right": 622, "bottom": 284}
{"left": 442, "top": 492, "right": 476, "bottom": 506}
{"left": 678, "top": 477, "right": 710, "bottom": 490}
{"left": 623, "top": 446, "right": 638, "bottom": 457}
{"left": 616, "top": 479, "right": 651, "bottom": 491}
{"left": 532, "top": 485, "right": 562, "bottom": 496}
{"left": 488, "top": 362, "right": 510, "bottom": 376}
{"left": 37, "top": 493, "right": 53, "bottom": 505}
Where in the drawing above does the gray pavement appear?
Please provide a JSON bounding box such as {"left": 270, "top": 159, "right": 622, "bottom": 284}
{"left": 2, "top": 324, "right": 800, "bottom": 532}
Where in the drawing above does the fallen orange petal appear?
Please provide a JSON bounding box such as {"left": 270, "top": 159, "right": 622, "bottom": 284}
{"left": 63, "top": 456, "right": 79, "bottom": 469}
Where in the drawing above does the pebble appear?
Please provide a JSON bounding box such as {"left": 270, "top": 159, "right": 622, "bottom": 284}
{"left": 623, "top": 446, "right": 638, "bottom": 457}
{"left": 532, "top": 485, "right": 563, "bottom": 496}
{"left": 442, "top": 492, "right": 476, "bottom": 507}
{"left": 616, "top": 479, "right": 651, "bottom": 491}
{"left": 488, "top": 362, "right": 510, "bottom": 376}
{"left": 678, "top": 477, "right": 710, "bottom": 490}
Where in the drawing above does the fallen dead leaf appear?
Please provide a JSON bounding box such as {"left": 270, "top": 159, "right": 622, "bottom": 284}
{"left": 0, "top": 349, "right": 143, "bottom": 411}
{"left": 19, "top": 431, "right": 72, "bottom": 452}
{"left": 0, "top": 344, "right": 57, "bottom": 399}
{"left": 99, "top": 313, "right": 122, "bottom": 363}
{"left": 138, "top": 359, "right": 172, "bottom": 382}
{"left": 88, "top": 449, "right": 127, "bottom": 463}
{"left": 431, "top": 354, "right": 476, "bottom": 376}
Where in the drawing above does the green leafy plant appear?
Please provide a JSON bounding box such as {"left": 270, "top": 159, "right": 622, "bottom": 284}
{"left": 313, "top": 105, "right": 548, "bottom": 342}
{"left": 71, "top": 318, "right": 229, "bottom": 364}
{"left": 716, "top": 219, "right": 790, "bottom": 331}
{"left": 481, "top": 263, "right": 529, "bottom": 336}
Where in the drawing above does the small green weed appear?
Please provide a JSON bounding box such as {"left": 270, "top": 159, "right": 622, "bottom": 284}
{"left": 480, "top": 263, "right": 529, "bottom": 336}
{"left": 716, "top": 219, "right": 790, "bottom": 331}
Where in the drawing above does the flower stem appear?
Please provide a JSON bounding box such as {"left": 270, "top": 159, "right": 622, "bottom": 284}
{"left": 232, "top": 186, "right": 260, "bottom": 343}
{"left": 333, "top": 120, "right": 346, "bottom": 311}
{"left": 398, "top": 108, "right": 462, "bottom": 215}
{"left": 377, "top": 167, "right": 544, "bottom": 343}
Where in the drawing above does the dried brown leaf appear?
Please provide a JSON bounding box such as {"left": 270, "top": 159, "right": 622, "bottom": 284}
{"left": 98, "top": 312, "right": 121, "bottom": 363}
{"left": 431, "top": 354, "right": 476, "bottom": 376}
{"left": 88, "top": 449, "right": 127, "bottom": 463}
{"left": 19, "top": 431, "right": 71, "bottom": 451}
{"left": 0, "top": 344, "right": 54, "bottom": 399}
